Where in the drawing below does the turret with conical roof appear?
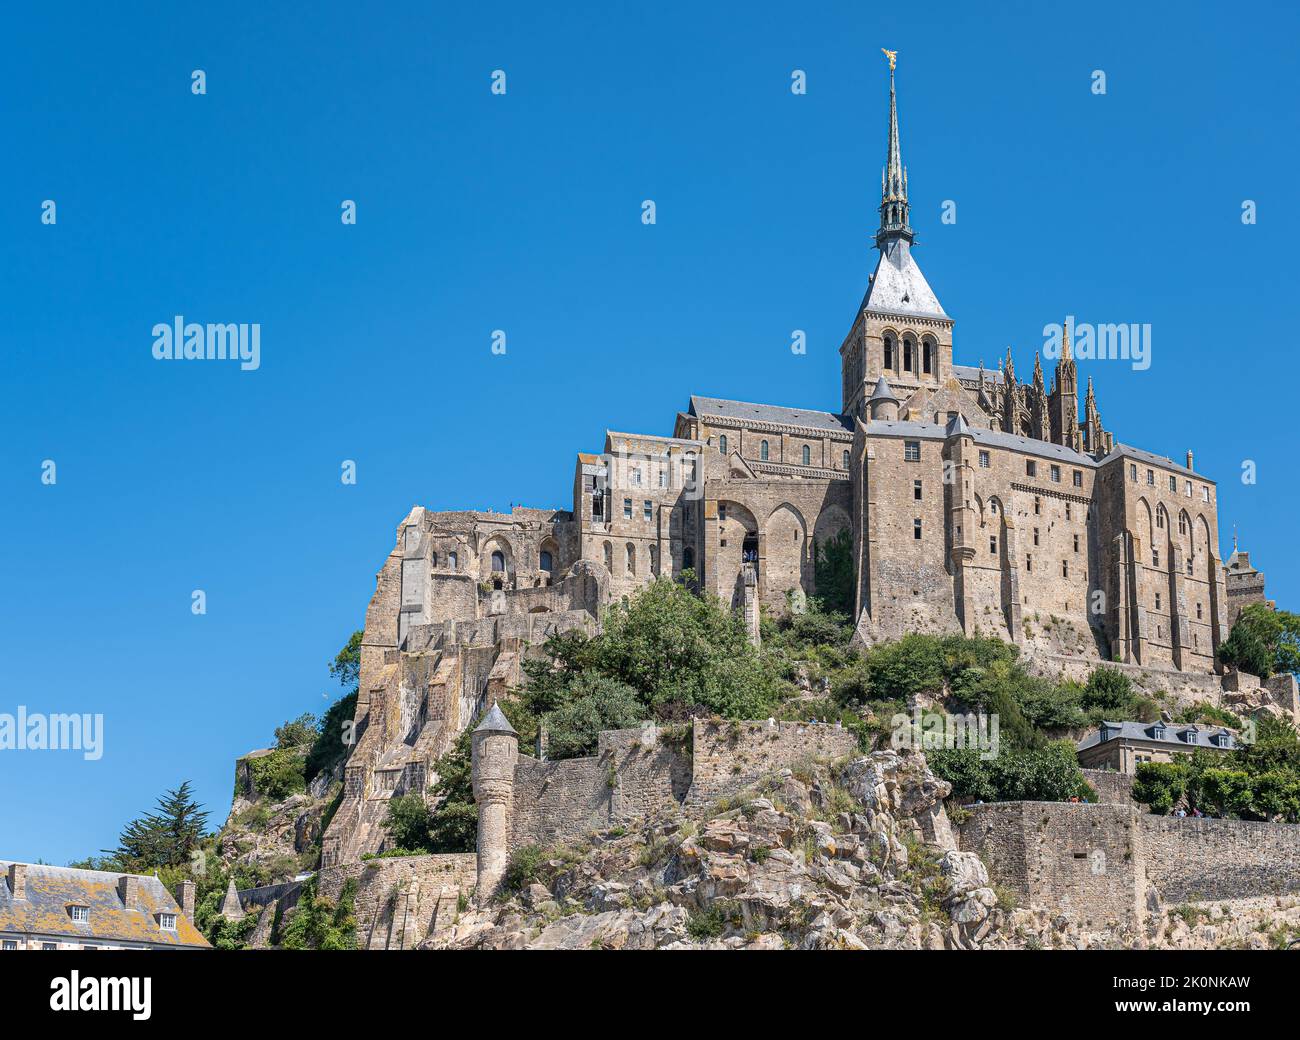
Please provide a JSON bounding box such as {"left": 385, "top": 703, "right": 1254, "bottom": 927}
{"left": 471, "top": 704, "right": 519, "bottom": 899}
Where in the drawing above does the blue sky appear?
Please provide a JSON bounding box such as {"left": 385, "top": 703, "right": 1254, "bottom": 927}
{"left": 2, "top": 1, "right": 1296, "bottom": 864}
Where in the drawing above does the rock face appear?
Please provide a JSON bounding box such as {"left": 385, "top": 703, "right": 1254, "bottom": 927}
{"left": 428, "top": 749, "right": 986, "bottom": 950}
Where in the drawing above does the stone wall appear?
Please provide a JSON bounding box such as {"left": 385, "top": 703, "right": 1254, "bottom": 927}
{"left": 317, "top": 852, "right": 476, "bottom": 950}
{"left": 1141, "top": 816, "right": 1300, "bottom": 904}
{"left": 958, "top": 802, "right": 1143, "bottom": 928}
{"left": 959, "top": 802, "right": 1300, "bottom": 926}
{"left": 687, "top": 719, "right": 860, "bottom": 804}
{"left": 1081, "top": 768, "right": 1135, "bottom": 806}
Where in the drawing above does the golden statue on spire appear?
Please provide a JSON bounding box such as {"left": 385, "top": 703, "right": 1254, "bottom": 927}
{"left": 881, "top": 48, "right": 897, "bottom": 71}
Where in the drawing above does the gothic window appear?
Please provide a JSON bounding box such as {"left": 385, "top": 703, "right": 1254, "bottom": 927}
{"left": 760, "top": 440, "right": 770, "bottom": 461}
{"left": 719, "top": 435, "right": 727, "bottom": 454}
{"left": 884, "top": 336, "right": 894, "bottom": 369}
{"left": 802, "top": 445, "right": 811, "bottom": 466}
{"left": 491, "top": 550, "right": 505, "bottom": 572}
{"left": 539, "top": 550, "right": 553, "bottom": 572}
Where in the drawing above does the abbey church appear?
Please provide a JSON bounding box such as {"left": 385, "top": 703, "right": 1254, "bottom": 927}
{"left": 320, "top": 60, "right": 1265, "bottom": 866}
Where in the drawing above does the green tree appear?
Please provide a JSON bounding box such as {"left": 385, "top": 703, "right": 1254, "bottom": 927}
{"left": 105, "top": 781, "right": 209, "bottom": 871}
{"left": 275, "top": 713, "right": 318, "bottom": 749}
{"left": 279, "top": 877, "right": 357, "bottom": 950}
{"left": 543, "top": 672, "right": 645, "bottom": 758}
{"left": 813, "top": 529, "right": 854, "bottom": 616}
{"left": 1219, "top": 605, "right": 1300, "bottom": 679}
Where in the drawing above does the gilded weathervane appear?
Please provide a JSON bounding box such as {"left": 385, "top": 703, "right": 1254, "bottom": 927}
{"left": 881, "top": 48, "right": 897, "bottom": 71}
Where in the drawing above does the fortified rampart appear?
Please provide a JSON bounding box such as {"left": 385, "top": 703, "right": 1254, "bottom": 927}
{"left": 958, "top": 802, "right": 1300, "bottom": 927}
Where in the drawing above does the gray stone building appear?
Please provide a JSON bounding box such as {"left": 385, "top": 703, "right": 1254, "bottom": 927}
{"left": 320, "top": 58, "right": 1266, "bottom": 866}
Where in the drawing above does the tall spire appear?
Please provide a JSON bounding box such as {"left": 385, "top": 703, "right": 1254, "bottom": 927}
{"left": 877, "top": 49, "right": 913, "bottom": 248}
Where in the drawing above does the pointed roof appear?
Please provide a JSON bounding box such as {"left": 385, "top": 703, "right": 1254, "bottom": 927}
{"left": 862, "top": 241, "right": 947, "bottom": 318}
{"left": 475, "top": 703, "right": 517, "bottom": 735}
{"left": 868, "top": 375, "right": 898, "bottom": 402}
{"left": 877, "top": 49, "right": 912, "bottom": 247}
{"left": 945, "top": 412, "right": 971, "bottom": 438}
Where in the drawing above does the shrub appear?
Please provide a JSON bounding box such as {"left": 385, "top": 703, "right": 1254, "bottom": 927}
{"left": 248, "top": 749, "right": 307, "bottom": 801}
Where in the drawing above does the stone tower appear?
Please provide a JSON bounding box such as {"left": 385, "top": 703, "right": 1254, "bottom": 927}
{"left": 1049, "top": 325, "right": 1081, "bottom": 451}
{"left": 840, "top": 52, "right": 953, "bottom": 420}
{"left": 470, "top": 703, "right": 518, "bottom": 900}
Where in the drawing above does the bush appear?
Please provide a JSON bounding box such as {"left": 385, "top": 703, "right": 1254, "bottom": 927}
{"left": 248, "top": 749, "right": 307, "bottom": 801}
{"left": 931, "top": 741, "right": 1092, "bottom": 803}
{"left": 274, "top": 713, "right": 318, "bottom": 750}
{"left": 1133, "top": 761, "right": 1188, "bottom": 814}
{"left": 543, "top": 673, "right": 646, "bottom": 759}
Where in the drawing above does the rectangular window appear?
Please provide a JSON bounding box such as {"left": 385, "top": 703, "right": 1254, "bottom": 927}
{"left": 1050, "top": 464, "right": 1061, "bottom": 483}
{"left": 1062, "top": 560, "right": 1069, "bottom": 578}
{"left": 1153, "top": 549, "right": 1160, "bottom": 567}
{"left": 623, "top": 498, "right": 632, "bottom": 520}
{"left": 913, "top": 480, "right": 922, "bottom": 501}
{"left": 1169, "top": 475, "right": 1177, "bottom": 491}
{"left": 1147, "top": 469, "right": 1155, "bottom": 485}
{"left": 658, "top": 467, "right": 667, "bottom": 488}
{"left": 913, "top": 518, "right": 922, "bottom": 540}
{"left": 979, "top": 450, "right": 990, "bottom": 468}
{"left": 1130, "top": 464, "right": 1137, "bottom": 481}
{"left": 1073, "top": 470, "right": 1083, "bottom": 488}
{"left": 1026, "top": 554, "right": 1033, "bottom": 572}
{"left": 1156, "top": 593, "right": 1161, "bottom": 610}
{"left": 1065, "top": 504, "right": 1071, "bottom": 520}
{"left": 70, "top": 906, "right": 89, "bottom": 923}
{"left": 643, "top": 500, "right": 652, "bottom": 521}
{"left": 1033, "top": 527, "right": 1039, "bottom": 546}
{"left": 631, "top": 467, "right": 641, "bottom": 487}
{"left": 1, "top": 940, "right": 17, "bottom": 950}
{"left": 1201, "top": 486, "right": 1210, "bottom": 502}
{"left": 904, "top": 440, "right": 921, "bottom": 462}
{"left": 1026, "top": 460, "right": 1037, "bottom": 477}
{"left": 1073, "top": 534, "right": 1080, "bottom": 553}
{"left": 1185, "top": 480, "right": 1192, "bottom": 497}
{"left": 989, "top": 536, "right": 997, "bottom": 555}
{"left": 159, "top": 913, "right": 177, "bottom": 931}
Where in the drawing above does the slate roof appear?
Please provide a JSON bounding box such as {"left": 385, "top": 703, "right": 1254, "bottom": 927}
{"left": 475, "top": 703, "right": 517, "bottom": 734}
{"left": 689, "top": 396, "right": 854, "bottom": 435}
{"left": 861, "top": 239, "right": 947, "bottom": 319}
{"left": 0, "top": 862, "right": 210, "bottom": 948}
{"left": 952, "top": 364, "right": 1005, "bottom": 385}
{"left": 1076, "top": 721, "right": 1236, "bottom": 753}
{"left": 868, "top": 376, "right": 898, "bottom": 403}
{"left": 1100, "top": 443, "right": 1210, "bottom": 482}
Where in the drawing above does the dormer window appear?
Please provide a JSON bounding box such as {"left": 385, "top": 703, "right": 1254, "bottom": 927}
{"left": 1151, "top": 725, "right": 1166, "bottom": 740}
{"left": 69, "top": 905, "right": 90, "bottom": 923}
{"left": 158, "top": 913, "right": 177, "bottom": 931}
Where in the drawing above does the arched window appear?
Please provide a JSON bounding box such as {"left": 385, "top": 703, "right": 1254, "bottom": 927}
{"left": 491, "top": 550, "right": 505, "bottom": 572}
{"left": 842, "top": 449, "right": 850, "bottom": 468}
{"left": 883, "top": 336, "right": 894, "bottom": 370}
{"left": 603, "top": 542, "right": 613, "bottom": 571}
{"left": 802, "top": 445, "right": 811, "bottom": 466}
{"left": 923, "top": 341, "right": 933, "bottom": 375}
{"left": 626, "top": 543, "right": 636, "bottom": 576}
{"left": 649, "top": 544, "right": 658, "bottom": 575}
{"left": 683, "top": 546, "right": 695, "bottom": 570}
{"left": 448, "top": 551, "right": 457, "bottom": 570}
{"left": 539, "top": 550, "right": 553, "bottom": 572}
{"left": 719, "top": 434, "right": 727, "bottom": 454}
{"left": 903, "top": 339, "right": 913, "bottom": 372}
{"left": 760, "top": 440, "right": 769, "bottom": 461}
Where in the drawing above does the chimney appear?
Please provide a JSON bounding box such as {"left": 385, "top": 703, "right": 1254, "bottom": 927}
{"left": 1186, "top": 450, "right": 1194, "bottom": 471}
{"left": 118, "top": 875, "right": 140, "bottom": 909}
{"left": 176, "top": 879, "right": 196, "bottom": 920}
{"left": 7, "top": 864, "right": 26, "bottom": 900}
